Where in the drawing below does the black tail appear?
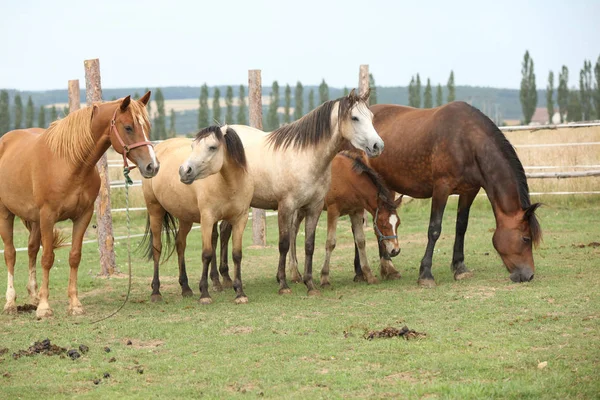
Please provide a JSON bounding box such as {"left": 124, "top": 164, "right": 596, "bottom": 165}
{"left": 139, "top": 212, "right": 179, "bottom": 262}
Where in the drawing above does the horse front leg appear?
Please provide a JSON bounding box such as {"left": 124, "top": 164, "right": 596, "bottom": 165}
{"left": 230, "top": 214, "right": 249, "bottom": 304}
{"left": 302, "top": 206, "right": 322, "bottom": 296}
{"left": 67, "top": 207, "right": 94, "bottom": 315}
{"left": 451, "top": 190, "right": 478, "bottom": 280}
{"left": 288, "top": 210, "right": 304, "bottom": 283}
{"left": 378, "top": 241, "right": 401, "bottom": 280}
{"left": 26, "top": 222, "right": 41, "bottom": 306}
{"left": 176, "top": 220, "right": 194, "bottom": 297}
{"left": 37, "top": 209, "right": 58, "bottom": 318}
{"left": 350, "top": 212, "right": 378, "bottom": 284}
{"left": 276, "top": 204, "right": 293, "bottom": 295}
{"left": 418, "top": 188, "right": 450, "bottom": 287}
{"left": 148, "top": 207, "right": 166, "bottom": 302}
{"left": 320, "top": 208, "right": 339, "bottom": 287}
{"left": 199, "top": 218, "right": 217, "bottom": 304}
{"left": 218, "top": 221, "right": 233, "bottom": 286}
{"left": 0, "top": 210, "right": 17, "bottom": 314}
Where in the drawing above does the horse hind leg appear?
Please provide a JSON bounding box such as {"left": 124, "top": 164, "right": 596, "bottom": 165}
{"left": 320, "top": 210, "right": 339, "bottom": 287}
{"left": 1, "top": 210, "right": 17, "bottom": 314}
{"left": 176, "top": 220, "right": 194, "bottom": 297}
{"left": 288, "top": 210, "right": 304, "bottom": 283}
{"left": 209, "top": 222, "right": 224, "bottom": 292}
{"left": 25, "top": 221, "right": 41, "bottom": 306}
{"left": 418, "top": 188, "right": 450, "bottom": 287}
{"left": 451, "top": 190, "right": 478, "bottom": 281}
{"left": 218, "top": 221, "right": 233, "bottom": 287}
{"left": 66, "top": 208, "right": 94, "bottom": 316}
{"left": 349, "top": 213, "right": 378, "bottom": 284}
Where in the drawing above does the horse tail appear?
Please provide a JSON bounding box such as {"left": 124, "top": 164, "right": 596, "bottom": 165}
{"left": 21, "top": 220, "right": 67, "bottom": 249}
{"left": 140, "top": 212, "right": 178, "bottom": 263}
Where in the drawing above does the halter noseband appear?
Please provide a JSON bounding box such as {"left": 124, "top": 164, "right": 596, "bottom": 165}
{"left": 373, "top": 207, "right": 398, "bottom": 243}
{"left": 110, "top": 106, "right": 154, "bottom": 173}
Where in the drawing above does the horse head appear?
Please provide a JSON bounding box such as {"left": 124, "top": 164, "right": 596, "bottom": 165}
{"left": 179, "top": 125, "right": 229, "bottom": 184}
{"left": 339, "top": 89, "right": 384, "bottom": 158}
{"left": 374, "top": 194, "right": 403, "bottom": 257}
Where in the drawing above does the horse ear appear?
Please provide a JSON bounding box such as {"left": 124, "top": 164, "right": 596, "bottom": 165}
{"left": 220, "top": 124, "right": 229, "bottom": 135}
{"left": 139, "top": 91, "right": 151, "bottom": 106}
{"left": 394, "top": 194, "right": 403, "bottom": 208}
{"left": 120, "top": 95, "right": 131, "bottom": 111}
{"left": 348, "top": 88, "right": 356, "bottom": 97}
{"left": 361, "top": 88, "right": 371, "bottom": 102}
{"left": 91, "top": 104, "right": 99, "bottom": 121}
{"left": 523, "top": 203, "right": 542, "bottom": 221}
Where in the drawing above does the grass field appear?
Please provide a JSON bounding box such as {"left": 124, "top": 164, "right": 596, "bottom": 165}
{"left": 1, "top": 195, "right": 599, "bottom": 399}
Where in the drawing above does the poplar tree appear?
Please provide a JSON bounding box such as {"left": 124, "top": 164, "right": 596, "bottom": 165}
{"left": 198, "top": 83, "right": 209, "bottom": 129}
{"left": 369, "top": 73, "right": 377, "bottom": 105}
{"left": 447, "top": 70, "right": 456, "bottom": 102}
{"left": 284, "top": 84, "right": 291, "bottom": 124}
{"left": 225, "top": 86, "right": 234, "bottom": 124}
{"left": 519, "top": 50, "right": 537, "bottom": 124}
{"left": 343, "top": 87, "right": 349, "bottom": 96}
{"left": 237, "top": 85, "right": 247, "bottom": 125}
{"left": 436, "top": 84, "right": 443, "bottom": 107}
{"left": 579, "top": 60, "right": 593, "bottom": 120}
{"left": 267, "top": 81, "right": 280, "bottom": 130}
{"left": 594, "top": 56, "right": 600, "bottom": 120}
{"left": 294, "top": 81, "right": 304, "bottom": 120}
{"left": 38, "top": 106, "right": 46, "bottom": 128}
{"left": 408, "top": 77, "right": 416, "bottom": 107}
{"left": 25, "top": 96, "right": 34, "bottom": 127}
{"left": 567, "top": 89, "right": 582, "bottom": 121}
{"left": 154, "top": 88, "right": 167, "bottom": 140}
{"left": 557, "top": 66, "right": 569, "bottom": 123}
{"left": 319, "top": 79, "right": 329, "bottom": 104}
{"left": 212, "top": 88, "right": 221, "bottom": 124}
{"left": 13, "top": 94, "right": 23, "bottom": 129}
{"left": 308, "top": 89, "right": 315, "bottom": 112}
{"left": 546, "top": 71, "right": 554, "bottom": 124}
{"left": 169, "top": 109, "right": 176, "bottom": 138}
{"left": 0, "top": 90, "right": 10, "bottom": 134}
{"left": 424, "top": 78, "right": 433, "bottom": 108}
{"left": 49, "top": 105, "right": 58, "bottom": 123}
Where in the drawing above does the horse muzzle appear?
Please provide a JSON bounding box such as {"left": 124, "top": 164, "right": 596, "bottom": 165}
{"left": 366, "top": 139, "right": 384, "bottom": 158}
{"left": 139, "top": 161, "right": 160, "bottom": 178}
{"left": 509, "top": 266, "right": 535, "bottom": 283}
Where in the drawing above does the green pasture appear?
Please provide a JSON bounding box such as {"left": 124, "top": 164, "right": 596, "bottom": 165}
{"left": 1, "top": 196, "right": 599, "bottom": 399}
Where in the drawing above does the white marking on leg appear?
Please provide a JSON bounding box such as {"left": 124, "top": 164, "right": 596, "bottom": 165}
{"left": 6, "top": 271, "right": 16, "bottom": 304}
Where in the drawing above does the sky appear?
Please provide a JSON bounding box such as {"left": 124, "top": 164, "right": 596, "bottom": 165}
{"left": 1, "top": 0, "right": 599, "bottom": 92}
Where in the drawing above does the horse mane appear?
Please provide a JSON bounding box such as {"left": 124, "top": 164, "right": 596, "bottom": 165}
{"left": 339, "top": 150, "right": 397, "bottom": 211}
{"left": 266, "top": 91, "right": 363, "bottom": 151}
{"left": 43, "top": 106, "right": 96, "bottom": 165}
{"left": 194, "top": 125, "right": 247, "bottom": 171}
{"left": 469, "top": 105, "right": 542, "bottom": 246}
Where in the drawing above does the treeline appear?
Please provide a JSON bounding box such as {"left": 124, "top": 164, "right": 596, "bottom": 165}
{"left": 520, "top": 51, "right": 600, "bottom": 124}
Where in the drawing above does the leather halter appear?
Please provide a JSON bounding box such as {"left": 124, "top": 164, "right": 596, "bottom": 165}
{"left": 373, "top": 207, "right": 398, "bottom": 243}
{"left": 110, "top": 106, "right": 154, "bottom": 171}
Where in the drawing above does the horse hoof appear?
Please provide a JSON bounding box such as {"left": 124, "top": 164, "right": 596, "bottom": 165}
{"left": 234, "top": 296, "right": 249, "bottom": 304}
{"left": 68, "top": 307, "right": 85, "bottom": 316}
{"left": 3, "top": 304, "right": 17, "bottom": 315}
{"left": 151, "top": 294, "right": 163, "bottom": 303}
{"left": 36, "top": 307, "right": 53, "bottom": 319}
{"left": 307, "top": 289, "right": 321, "bottom": 297}
{"left": 199, "top": 297, "right": 213, "bottom": 305}
{"left": 366, "top": 277, "right": 380, "bottom": 285}
{"left": 418, "top": 279, "right": 437, "bottom": 288}
{"left": 353, "top": 274, "right": 366, "bottom": 283}
{"left": 181, "top": 289, "right": 194, "bottom": 298}
{"left": 454, "top": 271, "right": 474, "bottom": 281}
{"left": 320, "top": 281, "right": 331, "bottom": 289}
{"left": 278, "top": 288, "right": 292, "bottom": 295}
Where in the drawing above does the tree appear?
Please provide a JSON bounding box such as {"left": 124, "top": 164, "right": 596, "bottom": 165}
{"left": 557, "top": 66, "right": 569, "bottom": 123}
{"left": 198, "top": 83, "right": 209, "bottom": 129}
{"left": 13, "top": 94, "right": 23, "bottom": 130}
{"left": 49, "top": 105, "right": 58, "bottom": 123}
{"left": 343, "top": 87, "right": 349, "bottom": 97}
{"left": 154, "top": 88, "right": 167, "bottom": 140}
{"left": 415, "top": 74, "right": 422, "bottom": 108}
{"left": 284, "top": 84, "right": 291, "bottom": 124}
{"left": 38, "top": 106, "right": 46, "bottom": 128}
{"left": 294, "top": 81, "right": 304, "bottom": 120}
{"left": 308, "top": 89, "right": 315, "bottom": 112}
{"left": 579, "top": 60, "right": 593, "bottom": 121}
{"left": 408, "top": 77, "right": 416, "bottom": 107}
{"left": 546, "top": 71, "right": 554, "bottom": 124}
{"left": 267, "top": 81, "right": 280, "bottom": 130}
{"left": 447, "top": 70, "right": 456, "bottom": 103}
{"left": 225, "top": 86, "right": 234, "bottom": 124}
{"left": 169, "top": 109, "right": 176, "bottom": 138}
{"left": 133, "top": 92, "right": 140, "bottom": 99}
{"left": 369, "top": 73, "right": 377, "bottom": 105}
{"left": 25, "top": 96, "right": 34, "bottom": 127}
{"left": 519, "top": 50, "right": 537, "bottom": 125}
{"left": 424, "top": 78, "right": 433, "bottom": 108}
{"left": 237, "top": 85, "right": 247, "bottom": 125}
{"left": 212, "top": 88, "right": 221, "bottom": 124}
{"left": 0, "top": 90, "right": 10, "bottom": 135}
{"left": 436, "top": 84, "right": 443, "bottom": 107}
{"left": 567, "top": 88, "right": 582, "bottom": 122}
{"left": 594, "top": 56, "right": 600, "bottom": 121}
{"left": 319, "top": 79, "right": 329, "bottom": 104}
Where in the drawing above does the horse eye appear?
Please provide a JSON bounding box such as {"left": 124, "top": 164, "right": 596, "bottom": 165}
{"left": 124, "top": 125, "right": 133, "bottom": 133}
{"left": 522, "top": 237, "right": 531, "bottom": 243}
{"left": 209, "top": 145, "right": 217, "bottom": 152}
{"left": 351, "top": 116, "right": 359, "bottom": 122}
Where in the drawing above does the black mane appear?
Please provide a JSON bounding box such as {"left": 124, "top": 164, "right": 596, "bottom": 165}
{"left": 194, "top": 125, "right": 247, "bottom": 170}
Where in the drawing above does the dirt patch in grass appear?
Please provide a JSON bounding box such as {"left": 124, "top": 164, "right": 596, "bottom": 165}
{"left": 222, "top": 326, "right": 254, "bottom": 335}
{"left": 11, "top": 339, "right": 67, "bottom": 359}
{"left": 125, "top": 339, "right": 165, "bottom": 349}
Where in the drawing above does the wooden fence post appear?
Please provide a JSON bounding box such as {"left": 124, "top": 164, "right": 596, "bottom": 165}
{"left": 84, "top": 58, "right": 117, "bottom": 276}
{"left": 359, "top": 64, "right": 370, "bottom": 227}
{"left": 248, "top": 69, "right": 267, "bottom": 246}
{"left": 68, "top": 80, "right": 80, "bottom": 112}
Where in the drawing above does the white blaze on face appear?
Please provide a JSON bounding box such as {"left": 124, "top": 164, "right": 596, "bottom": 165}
{"left": 139, "top": 115, "right": 158, "bottom": 165}
{"left": 389, "top": 215, "right": 398, "bottom": 230}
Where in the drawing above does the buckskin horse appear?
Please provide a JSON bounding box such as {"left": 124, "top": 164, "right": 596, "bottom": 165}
{"left": 0, "top": 92, "right": 159, "bottom": 318}
{"left": 220, "top": 89, "right": 384, "bottom": 296}
{"left": 368, "top": 102, "right": 541, "bottom": 286}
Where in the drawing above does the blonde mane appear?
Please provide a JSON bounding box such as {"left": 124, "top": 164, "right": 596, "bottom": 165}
{"left": 43, "top": 106, "right": 96, "bottom": 165}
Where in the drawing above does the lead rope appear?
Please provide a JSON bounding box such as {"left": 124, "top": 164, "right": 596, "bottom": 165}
{"left": 90, "top": 167, "right": 133, "bottom": 324}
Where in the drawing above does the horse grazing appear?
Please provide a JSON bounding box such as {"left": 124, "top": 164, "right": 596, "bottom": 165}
{"left": 368, "top": 102, "right": 542, "bottom": 286}
{"left": 141, "top": 125, "right": 252, "bottom": 304}
{"left": 219, "top": 89, "right": 384, "bottom": 296}
{"left": 0, "top": 92, "right": 159, "bottom": 318}
{"left": 287, "top": 151, "right": 402, "bottom": 287}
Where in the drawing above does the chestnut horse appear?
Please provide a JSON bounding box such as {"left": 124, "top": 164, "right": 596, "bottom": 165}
{"left": 287, "top": 151, "right": 402, "bottom": 287}
{"left": 0, "top": 93, "right": 159, "bottom": 318}
{"left": 141, "top": 125, "right": 252, "bottom": 304}
{"left": 220, "top": 90, "right": 384, "bottom": 296}
{"left": 368, "top": 102, "right": 542, "bottom": 286}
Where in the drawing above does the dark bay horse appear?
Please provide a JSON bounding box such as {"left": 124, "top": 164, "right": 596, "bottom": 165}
{"left": 0, "top": 93, "right": 159, "bottom": 318}
{"left": 368, "top": 102, "right": 542, "bottom": 286}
